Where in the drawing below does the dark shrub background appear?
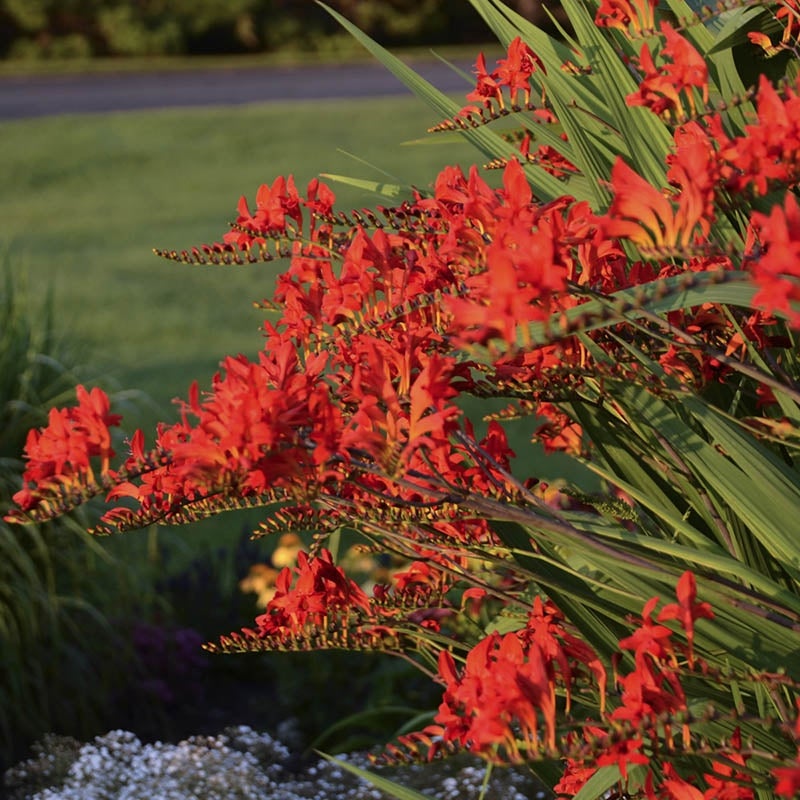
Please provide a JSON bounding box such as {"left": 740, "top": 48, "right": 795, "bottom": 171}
{"left": 0, "top": 0, "right": 547, "bottom": 59}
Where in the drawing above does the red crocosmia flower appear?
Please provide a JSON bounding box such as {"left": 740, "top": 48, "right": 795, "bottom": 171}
{"left": 222, "top": 193, "right": 260, "bottom": 250}
{"left": 612, "top": 653, "right": 686, "bottom": 736}
{"left": 627, "top": 41, "right": 681, "bottom": 117}
{"left": 595, "top": 0, "right": 657, "bottom": 35}
{"left": 774, "top": 700, "right": 800, "bottom": 796}
{"left": 448, "top": 220, "right": 565, "bottom": 346}
{"left": 749, "top": 192, "right": 800, "bottom": 329}
{"left": 461, "top": 587, "right": 487, "bottom": 616}
{"left": 464, "top": 38, "right": 543, "bottom": 110}
{"left": 407, "top": 355, "right": 460, "bottom": 445}
{"left": 157, "top": 344, "right": 339, "bottom": 497}
{"left": 392, "top": 561, "right": 448, "bottom": 597}
{"left": 627, "top": 24, "right": 707, "bottom": 119}
{"left": 660, "top": 23, "right": 708, "bottom": 108}
{"left": 701, "top": 729, "right": 753, "bottom": 799}
{"left": 713, "top": 74, "right": 800, "bottom": 196}
{"left": 522, "top": 596, "right": 607, "bottom": 714}
{"left": 553, "top": 756, "right": 598, "bottom": 797}
{"left": 599, "top": 158, "right": 704, "bottom": 255}
{"left": 255, "top": 174, "right": 302, "bottom": 232}
{"left": 650, "top": 758, "right": 754, "bottom": 800}
{"left": 619, "top": 595, "right": 675, "bottom": 664}
{"left": 479, "top": 419, "right": 516, "bottom": 467}
{"left": 534, "top": 403, "right": 584, "bottom": 456}
{"left": 445, "top": 160, "right": 571, "bottom": 347}
{"left": 419, "top": 163, "right": 500, "bottom": 237}
{"left": 256, "top": 549, "right": 371, "bottom": 640}
{"left": 305, "top": 177, "right": 335, "bottom": 218}
{"left": 7, "top": 385, "right": 122, "bottom": 520}
{"left": 223, "top": 175, "right": 304, "bottom": 250}
{"left": 495, "top": 36, "right": 544, "bottom": 105}
{"left": 748, "top": 31, "right": 779, "bottom": 54}
{"left": 340, "top": 339, "right": 460, "bottom": 473}
{"left": 659, "top": 764, "right": 705, "bottom": 799}
{"left": 608, "top": 582, "right": 715, "bottom": 768}
{"left": 595, "top": 735, "right": 650, "bottom": 781}
{"left": 126, "top": 428, "right": 146, "bottom": 466}
{"left": 658, "top": 570, "right": 714, "bottom": 667}
{"left": 774, "top": 765, "right": 800, "bottom": 798}
{"left": 465, "top": 52, "right": 502, "bottom": 110}
{"left": 752, "top": 0, "right": 800, "bottom": 51}
{"left": 435, "top": 631, "right": 556, "bottom": 761}
{"left": 777, "top": 0, "right": 800, "bottom": 39}
{"left": 497, "top": 157, "right": 533, "bottom": 221}
{"left": 67, "top": 385, "right": 121, "bottom": 473}
{"left": 666, "top": 122, "right": 719, "bottom": 237}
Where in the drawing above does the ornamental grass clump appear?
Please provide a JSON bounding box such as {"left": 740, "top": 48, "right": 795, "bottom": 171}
{"left": 6, "top": 0, "right": 800, "bottom": 796}
{"left": 0, "top": 270, "right": 160, "bottom": 770}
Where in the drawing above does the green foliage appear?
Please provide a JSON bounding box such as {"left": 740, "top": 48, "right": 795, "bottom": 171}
{"left": 278, "top": 650, "right": 440, "bottom": 752}
{"left": 0, "top": 0, "right": 258, "bottom": 59}
{"left": 0, "top": 267, "right": 163, "bottom": 770}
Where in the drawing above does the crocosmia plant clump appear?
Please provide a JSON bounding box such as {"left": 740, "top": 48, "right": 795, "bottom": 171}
{"left": 7, "top": 0, "right": 800, "bottom": 796}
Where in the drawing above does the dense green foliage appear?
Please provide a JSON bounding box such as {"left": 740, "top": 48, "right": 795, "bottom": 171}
{"left": 0, "top": 0, "right": 543, "bottom": 60}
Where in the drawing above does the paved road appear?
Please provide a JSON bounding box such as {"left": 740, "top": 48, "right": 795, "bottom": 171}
{"left": 0, "top": 58, "right": 475, "bottom": 120}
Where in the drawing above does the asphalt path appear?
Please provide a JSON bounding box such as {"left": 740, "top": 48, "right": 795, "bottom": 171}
{"left": 0, "top": 58, "right": 475, "bottom": 121}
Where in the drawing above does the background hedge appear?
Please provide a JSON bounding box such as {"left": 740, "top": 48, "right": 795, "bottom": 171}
{"left": 0, "top": 0, "right": 545, "bottom": 60}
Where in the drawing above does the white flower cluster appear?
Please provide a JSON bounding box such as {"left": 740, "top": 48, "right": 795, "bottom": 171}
{"left": 6, "top": 725, "right": 548, "bottom": 800}
{"left": 24, "top": 728, "right": 276, "bottom": 800}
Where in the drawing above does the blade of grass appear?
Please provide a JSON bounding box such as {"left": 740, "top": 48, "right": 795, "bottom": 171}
{"left": 318, "top": 752, "right": 434, "bottom": 800}
{"left": 318, "top": 174, "right": 402, "bottom": 199}
{"left": 619, "top": 385, "right": 800, "bottom": 576}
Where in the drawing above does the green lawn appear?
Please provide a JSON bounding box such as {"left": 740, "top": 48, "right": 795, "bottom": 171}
{"left": 0, "top": 94, "right": 476, "bottom": 434}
